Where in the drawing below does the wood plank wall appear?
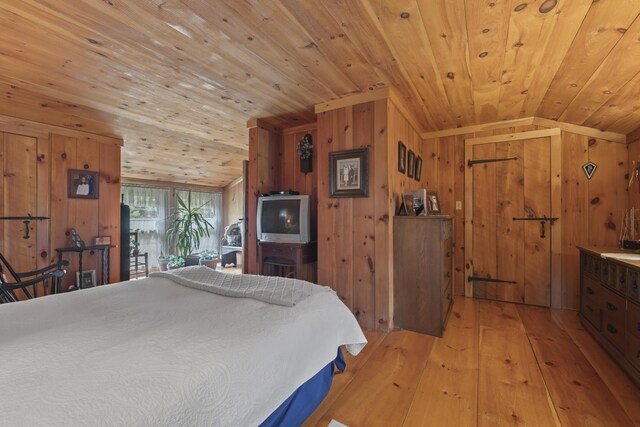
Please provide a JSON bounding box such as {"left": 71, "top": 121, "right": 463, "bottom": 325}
{"left": 246, "top": 124, "right": 282, "bottom": 274}
{"left": 222, "top": 177, "right": 243, "bottom": 228}
{"left": 0, "top": 118, "right": 121, "bottom": 294}
{"left": 281, "top": 124, "right": 318, "bottom": 242}
{"left": 628, "top": 132, "right": 640, "bottom": 209}
{"left": 424, "top": 127, "right": 628, "bottom": 309}
{"left": 314, "top": 99, "right": 426, "bottom": 330}
{"left": 246, "top": 99, "right": 429, "bottom": 330}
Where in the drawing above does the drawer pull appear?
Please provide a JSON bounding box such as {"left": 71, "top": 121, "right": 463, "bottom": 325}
{"left": 445, "top": 271, "right": 451, "bottom": 278}
{"left": 619, "top": 275, "right": 625, "bottom": 284}
{"left": 586, "top": 287, "right": 594, "bottom": 295}
{"left": 633, "top": 282, "right": 639, "bottom": 290}
{"left": 606, "top": 324, "right": 618, "bottom": 334}
{"left": 606, "top": 302, "right": 617, "bottom": 312}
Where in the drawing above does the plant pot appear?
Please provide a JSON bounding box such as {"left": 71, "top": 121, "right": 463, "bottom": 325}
{"left": 158, "top": 258, "right": 170, "bottom": 271}
{"left": 167, "top": 264, "right": 183, "bottom": 270}
{"left": 185, "top": 254, "right": 201, "bottom": 266}
{"left": 199, "top": 258, "right": 219, "bottom": 270}
{"left": 300, "top": 156, "right": 312, "bottom": 174}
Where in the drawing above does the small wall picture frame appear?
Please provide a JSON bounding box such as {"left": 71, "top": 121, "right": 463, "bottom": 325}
{"left": 426, "top": 191, "right": 442, "bottom": 215}
{"left": 414, "top": 156, "right": 422, "bottom": 181}
{"left": 398, "top": 141, "right": 407, "bottom": 174}
{"left": 329, "top": 148, "right": 369, "bottom": 198}
{"left": 68, "top": 169, "right": 99, "bottom": 199}
{"left": 76, "top": 269, "right": 97, "bottom": 289}
{"left": 407, "top": 150, "right": 415, "bottom": 178}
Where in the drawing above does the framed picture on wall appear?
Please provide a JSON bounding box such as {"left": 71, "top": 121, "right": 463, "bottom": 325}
{"left": 329, "top": 148, "right": 369, "bottom": 198}
{"left": 407, "top": 150, "right": 415, "bottom": 178}
{"left": 414, "top": 156, "right": 422, "bottom": 181}
{"left": 68, "top": 169, "right": 99, "bottom": 199}
{"left": 398, "top": 141, "right": 406, "bottom": 174}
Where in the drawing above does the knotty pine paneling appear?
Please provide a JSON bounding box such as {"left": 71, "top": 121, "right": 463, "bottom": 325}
{"left": 427, "top": 125, "right": 628, "bottom": 309}
{"left": 245, "top": 124, "right": 282, "bottom": 274}
{"left": 223, "top": 178, "right": 244, "bottom": 229}
{"left": 281, "top": 125, "right": 318, "bottom": 243}
{"left": 313, "top": 98, "right": 425, "bottom": 330}
{"left": 1, "top": 119, "right": 121, "bottom": 296}
{"left": 627, "top": 133, "right": 640, "bottom": 211}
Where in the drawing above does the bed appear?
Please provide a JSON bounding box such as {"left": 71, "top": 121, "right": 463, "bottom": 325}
{"left": 0, "top": 267, "right": 367, "bottom": 426}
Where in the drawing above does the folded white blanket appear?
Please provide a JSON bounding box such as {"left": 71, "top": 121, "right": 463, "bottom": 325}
{"left": 150, "top": 266, "right": 330, "bottom": 306}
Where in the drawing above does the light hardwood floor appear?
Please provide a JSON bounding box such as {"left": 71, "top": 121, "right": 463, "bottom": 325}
{"left": 304, "top": 297, "right": 640, "bottom": 427}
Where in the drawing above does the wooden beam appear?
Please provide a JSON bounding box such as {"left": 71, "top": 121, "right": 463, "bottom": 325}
{"left": 0, "top": 114, "right": 123, "bottom": 146}
{"left": 314, "top": 88, "right": 390, "bottom": 114}
{"left": 282, "top": 122, "right": 318, "bottom": 135}
{"left": 121, "top": 177, "right": 223, "bottom": 193}
{"left": 224, "top": 175, "right": 243, "bottom": 189}
{"left": 627, "top": 126, "right": 640, "bottom": 144}
{"left": 421, "top": 117, "right": 627, "bottom": 143}
{"left": 246, "top": 118, "right": 282, "bottom": 135}
{"left": 422, "top": 117, "right": 536, "bottom": 139}
{"left": 532, "top": 117, "right": 626, "bottom": 144}
{"left": 466, "top": 128, "right": 561, "bottom": 146}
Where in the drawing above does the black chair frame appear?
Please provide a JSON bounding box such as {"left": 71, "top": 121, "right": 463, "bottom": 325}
{"left": 0, "top": 252, "right": 68, "bottom": 303}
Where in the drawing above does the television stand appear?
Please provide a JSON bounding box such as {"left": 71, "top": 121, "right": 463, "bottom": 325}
{"left": 258, "top": 242, "right": 317, "bottom": 282}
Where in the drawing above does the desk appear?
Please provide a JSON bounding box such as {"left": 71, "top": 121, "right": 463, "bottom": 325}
{"left": 55, "top": 245, "right": 111, "bottom": 288}
{"left": 258, "top": 242, "right": 316, "bottom": 282}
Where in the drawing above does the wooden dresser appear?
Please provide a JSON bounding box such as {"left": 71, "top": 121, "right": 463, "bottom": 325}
{"left": 578, "top": 246, "right": 640, "bottom": 386}
{"left": 393, "top": 216, "right": 453, "bottom": 337}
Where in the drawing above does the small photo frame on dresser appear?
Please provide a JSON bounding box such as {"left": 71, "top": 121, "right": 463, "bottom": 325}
{"left": 426, "top": 191, "right": 441, "bottom": 215}
{"left": 76, "top": 270, "right": 96, "bottom": 289}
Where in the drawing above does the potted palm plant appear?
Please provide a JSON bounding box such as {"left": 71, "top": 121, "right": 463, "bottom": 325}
{"left": 167, "top": 190, "right": 214, "bottom": 266}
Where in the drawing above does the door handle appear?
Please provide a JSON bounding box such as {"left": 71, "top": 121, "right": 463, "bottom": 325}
{"left": 512, "top": 216, "right": 558, "bottom": 239}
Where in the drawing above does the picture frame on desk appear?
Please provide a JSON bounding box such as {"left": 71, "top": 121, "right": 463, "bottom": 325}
{"left": 95, "top": 236, "right": 111, "bottom": 245}
{"left": 76, "top": 269, "right": 96, "bottom": 289}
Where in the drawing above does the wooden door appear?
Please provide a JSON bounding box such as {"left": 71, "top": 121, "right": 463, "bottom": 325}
{"left": 1, "top": 132, "right": 39, "bottom": 282}
{"left": 468, "top": 135, "right": 553, "bottom": 306}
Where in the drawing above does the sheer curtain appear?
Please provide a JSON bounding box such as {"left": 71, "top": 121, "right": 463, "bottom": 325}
{"left": 122, "top": 185, "right": 223, "bottom": 267}
{"left": 122, "top": 185, "right": 169, "bottom": 267}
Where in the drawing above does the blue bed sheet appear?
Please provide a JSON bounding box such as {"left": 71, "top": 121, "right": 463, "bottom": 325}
{"left": 260, "top": 348, "right": 345, "bottom": 427}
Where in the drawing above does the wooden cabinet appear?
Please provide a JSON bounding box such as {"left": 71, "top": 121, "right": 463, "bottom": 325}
{"left": 393, "top": 216, "right": 453, "bottom": 337}
{"left": 258, "top": 242, "right": 317, "bottom": 283}
{"left": 578, "top": 247, "right": 640, "bottom": 386}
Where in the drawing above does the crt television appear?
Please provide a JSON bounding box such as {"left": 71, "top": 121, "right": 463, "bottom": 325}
{"left": 257, "top": 195, "right": 310, "bottom": 243}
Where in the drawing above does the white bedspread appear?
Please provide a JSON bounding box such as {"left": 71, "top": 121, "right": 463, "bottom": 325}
{"left": 0, "top": 274, "right": 367, "bottom": 426}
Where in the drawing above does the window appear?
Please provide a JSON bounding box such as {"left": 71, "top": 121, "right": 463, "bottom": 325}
{"left": 175, "top": 190, "right": 222, "bottom": 254}
{"left": 122, "top": 185, "right": 222, "bottom": 267}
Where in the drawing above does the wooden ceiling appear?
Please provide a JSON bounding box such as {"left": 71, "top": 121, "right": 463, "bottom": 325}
{"left": 2, "top": 1, "right": 640, "bottom": 186}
